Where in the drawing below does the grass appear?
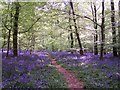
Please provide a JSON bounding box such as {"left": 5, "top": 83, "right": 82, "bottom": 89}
{"left": 2, "top": 52, "right": 68, "bottom": 89}
{"left": 2, "top": 51, "right": 119, "bottom": 89}
{"left": 3, "top": 65, "right": 68, "bottom": 88}
{"left": 30, "top": 66, "right": 68, "bottom": 88}
{"left": 57, "top": 60, "right": 120, "bottom": 89}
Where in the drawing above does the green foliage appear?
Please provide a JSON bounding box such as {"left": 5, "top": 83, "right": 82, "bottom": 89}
{"left": 1, "top": 1, "right": 120, "bottom": 52}
{"left": 30, "top": 66, "right": 67, "bottom": 88}
{"left": 12, "top": 81, "right": 35, "bottom": 88}
{"left": 58, "top": 60, "right": 119, "bottom": 89}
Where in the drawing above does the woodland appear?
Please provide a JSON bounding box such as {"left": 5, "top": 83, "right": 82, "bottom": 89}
{"left": 0, "top": 0, "right": 120, "bottom": 89}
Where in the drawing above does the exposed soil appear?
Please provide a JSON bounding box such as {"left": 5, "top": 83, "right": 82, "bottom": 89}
{"left": 33, "top": 52, "right": 85, "bottom": 89}
{"left": 48, "top": 53, "right": 85, "bottom": 89}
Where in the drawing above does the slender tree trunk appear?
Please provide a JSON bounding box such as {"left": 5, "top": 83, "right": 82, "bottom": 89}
{"left": 94, "top": 4, "right": 98, "bottom": 55}
{"left": 13, "top": 2, "right": 20, "bottom": 56}
{"left": 111, "top": 0, "right": 118, "bottom": 56}
{"left": 6, "top": 29, "right": 11, "bottom": 57}
{"left": 118, "top": 0, "right": 120, "bottom": 56}
{"left": 100, "top": 0, "right": 105, "bottom": 60}
{"left": 70, "top": 32, "right": 74, "bottom": 48}
{"left": 30, "top": 32, "right": 35, "bottom": 54}
{"left": 69, "top": 10, "right": 74, "bottom": 49}
{"left": 91, "top": 3, "right": 98, "bottom": 55}
{"left": 18, "top": 32, "right": 21, "bottom": 53}
{"left": 6, "top": 8, "right": 12, "bottom": 57}
{"left": 70, "top": 1, "right": 83, "bottom": 55}
{"left": 69, "top": 10, "right": 74, "bottom": 54}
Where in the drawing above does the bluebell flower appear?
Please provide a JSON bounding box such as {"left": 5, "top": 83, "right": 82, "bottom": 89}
{"left": 36, "top": 81, "right": 42, "bottom": 88}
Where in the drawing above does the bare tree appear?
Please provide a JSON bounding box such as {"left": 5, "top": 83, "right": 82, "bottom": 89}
{"left": 6, "top": 3, "right": 13, "bottom": 57}
{"left": 69, "top": 1, "right": 83, "bottom": 55}
{"left": 91, "top": 2, "right": 98, "bottom": 55}
{"left": 69, "top": 9, "right": 74, "bottom": 49}
{"left": 110, "top": 0, "right": 118, "bottom": 56}
{"left": 13, "top": 2, "right": 20, "bottom": 56}
{"left": 100, "top": 0, "right": 105, "bottom": 60}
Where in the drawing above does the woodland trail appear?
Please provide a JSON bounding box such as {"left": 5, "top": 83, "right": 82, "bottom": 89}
{"left": 47, "top": 53, "right": 85, "bottom": 89}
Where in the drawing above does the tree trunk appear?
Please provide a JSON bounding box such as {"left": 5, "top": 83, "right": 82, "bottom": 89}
{"left": 111, "top": 0, "right": 118, "bottom": 56}
{"left": 94, "top": 4, "right": 98, "bottom": 55}
{"left": 6, "top": 7, "right": 12, "bottom": 57}
{"left": 118, "top": 0, "right": 120, "bottom": 56}
{"left": 6, "top": 29, "right": 11, "bottom": 57}
{"left": 100, "top": 0, "right": 105, "bottom": 60}
{"left": 13, "top": 2, "right": 20, "bottom": 56}
{"left": 69, "top": 10, "right": 74, "bottom": 49}
{"left": 70, "top": 1, "right": 83, "bottom": 55}
{"left": 70, "top": 32, "right": 74, "bottom": 48}
{"left": 91, "top": 3, "right": 98, "bottom": 55}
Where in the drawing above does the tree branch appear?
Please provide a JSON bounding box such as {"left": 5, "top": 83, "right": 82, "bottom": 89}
{"left": 19, "top": 17, "right": 41, "bottom": 33}
{"left": 54, "top": 6, "right": 101, "bottom": 27}
{"left": 57, "top": 24, "right": 71, "bottom": 31}
{"left": 74, "top": 14, "right": 101, "bottom": 27}
{"left": 2, "top": 21, "right": 11, "bottom": 31}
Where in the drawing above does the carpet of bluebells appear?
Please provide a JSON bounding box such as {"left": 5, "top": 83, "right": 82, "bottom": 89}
{"left": 1, "top": 50, "right": 120, "bottom": 89}
{"left": 51, "top": 52, "right": 120, "bottom": 89}
{"left": 2, "top": 50, "right": 67, "bottom": 89}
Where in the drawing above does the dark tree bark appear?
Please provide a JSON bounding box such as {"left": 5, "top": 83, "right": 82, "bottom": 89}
{"left": 69, "top": 10, "right": 74, "bottom": 49}
{"left": 6, "top": 27, "right": 11, "bottom": 57}
{"left": 91, "top": 3, "right": 98, "bottom": 55}
{"left": 13, "top": 2, "right": 20, "bottom": 56}
{"left": 70, "top": 32, "right": 74, "bottom": 48}
{"left": 70, "top": 1, "right": 83, "bottom": 55}
{"left": 111, "top": 0, "right": 118, "bottom": 56}
{"left": 100, "top": 0, "right": 105, "bottom": 60}
{"left": 6, "top": 5, "right": 12, "bottom": 57}
{"left": 118, "top": 0, "right": 120, "bottom": 56}
{"left": 2, "top": 33, "right": 6, "bottom": 53}
{"left": 93, "top": 4, "right": 98, "bottom": 55}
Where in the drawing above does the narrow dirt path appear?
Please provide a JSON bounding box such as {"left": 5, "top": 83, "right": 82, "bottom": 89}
{"left": 47, "top": 53, "right": 85, "bottom": 89}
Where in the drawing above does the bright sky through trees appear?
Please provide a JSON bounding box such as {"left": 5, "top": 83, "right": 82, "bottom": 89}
{"left": 2, "top": 0, "right": 119, "bottom": 11}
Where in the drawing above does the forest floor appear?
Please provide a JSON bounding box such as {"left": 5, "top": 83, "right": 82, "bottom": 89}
{"left": 1, "top": 50, "right": 120, "bottom": 89}
{"left": 49, "top": 55, "right": 85, "bottom": 89}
